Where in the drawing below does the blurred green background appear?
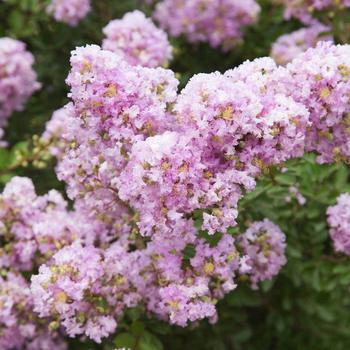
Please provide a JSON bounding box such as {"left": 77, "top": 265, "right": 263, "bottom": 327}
{"left": 1, "top": 1, "right": 350, "bottom": 349}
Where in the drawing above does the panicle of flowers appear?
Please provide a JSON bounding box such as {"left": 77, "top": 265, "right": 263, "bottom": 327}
{"left": 275, "top": 0, "right": 350, "bottom": 24}
{"left": 327, "top": 193, "right": 350, "bottom": 255}
{"left": 0, "top": 38, "right": 40, "bottom": 127}
{"left": 143, "top": 220, "right": 243, "bottom": 326}
{"left": 29, "top": 217, "right": 260, "bottom": 334}
{"left": 120, "top": 58, "right": 310, "bottom": 236}
{"left": 56, "top": 45, "right": 178, "bottom": 229}
{"left": 238, "top": 219, "right": 287, "bottom": 288}
{"left": 286, "top": 42, "right": 350, "bottom": 163}
{"left": 0, "top": 176, "right": 103, "bottom": 271}
{"left": 102, "top": 10, "right": 173, "bottom": 68}
{"left": 188, "top": 233, "right": 242, "bottom": 298}
{"left": 42, "top": 103, "right": 76, "bottom": 159}
{"left": 154, "top": 0, "right": 260, "bottom": 51}
{"left": 0, "top": 271, "right": 66, "bottom": 350}
{"left": 47, "top": 42, "right": 350, "bottom": 240}
{"left": 166, "top": 62, "right": 308, "bottom": 233}
{"left": 225, "top": 57, "right": 311, "bottom": 167}
{"left": 43, "top": 102, "right": 132, "bottom": 238}
{"left": 47, "top": 0, "right": 91, "bottom": 26}
{"left": 54, "top": 42, "right": 350, "bottom": 240}
{"left": 118, "top": 130, "right": 255, "bottom": 236}
{"left": 184, "top": 62, "right": 310, "bottom": 174}
{"left": 30, "top": 241, "right": 148, "bottom": 343}
{"left": 44, "top": 104, "right": 130, "bottom": 241}
{"left": 271, "top": 23, "right": 333, "bottom": 65}
{"left": 157, "top": 279, "right": 218, "bottom": 326}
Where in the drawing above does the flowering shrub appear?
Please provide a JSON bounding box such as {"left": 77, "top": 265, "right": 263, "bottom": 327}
{"left": 1, "top": 1, "right": 350, "bottom": 350}
{"left": 28, "top": 39, "right": 350, "bottom": 345}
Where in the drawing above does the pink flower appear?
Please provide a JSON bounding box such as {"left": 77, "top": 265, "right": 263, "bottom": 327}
{"left": 271, "top": 23, "right": 333, "bottom": 65}
{"left": 154, "top": 0, "right": 260, "bottom": 50}
{"left": 279, "top": 0, "right": 350, "bottom": 24}
{"left": 47, "top": 0, "right": 91, "bottom": 26}
{"left": 239, "top": 219, "right": 287, "bottom": 288}
{"left": 103, "top": 10, "right": 172, "bottom": 68}
{"left": 0, "top": 38, "right": 40, "bottom": 127}
{"left": 0, "top": 272, "right": 66, "bottom": 350}
{"left": 327, "top": 193, "right": 350, "bottom": 255}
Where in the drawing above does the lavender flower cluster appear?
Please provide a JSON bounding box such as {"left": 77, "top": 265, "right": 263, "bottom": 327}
{"left": 0, "top": 175, "right": 286, "bottom": 346}
{"left": 327, "top": 193, "right": 350, "bottom": 256}
{"left": 102, "top": 10, "right": 172, "bottom": 68}
{"left": 29, "top": 217, "right": 285, "bottom": 341}
{"left": 154, "top": 0, "right": 261, "bottom": 50}
{"left": 0, "top": 176, "right": 105, "bottom": 349}
{"left": 0, "top": 272, "right": 67, "bottom": 350}
{"left": 0, "top": 176, "right": 103, "bottom": 272}
{"left": 277, "top": 0, "right": 350, "bottom": 24}
{"left": 239, "top": 219, "right": 287, "bottom": 288}
{"left": 271, "top": 23, "right": 333, "bottom": 65}
{"left": 47, "top": 0, "right": 91, "bottom": 26}
{"left": 287, "top": 42, "right": 350, "bottom": 164}
{"left": 0, "top": 38, "right": 40, "bottom": 135}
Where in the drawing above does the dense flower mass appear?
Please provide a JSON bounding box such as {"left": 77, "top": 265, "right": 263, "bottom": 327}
{"left": 286, "top": 42, "right": 350, "bottom": 163}
{"left": 3, "top": 0, "right": 350, "bottom": 344}
{"left": 0, "top": 38, "right": 40, "bottom": 128}
{"left": 0, "top": 176, "right": 103, "bottom": 271}
{"left": 10, "top": 37, "right": 350, "bottom": 345}
{"left": 31, "top": 243, "right": 118, "bottom": 343}
{"left": 0, "top": 272, "right": 66, "bottom": 350}
{"left": 102, "top": 10, "right": 172, "bottom": 68}
{"left": 118, "top": 130, "right": 255, "bottom": 236}
{"left": 47, "top": 0, "right": 91, "bottom": 26}
{"left": 276, "top": 0, "right": 350, "bottom": 24}
{"left": 121, "top": 64, "right": 304, "bottom": 235}
{"left": 182, "top": 63, "right": 310, "bottom": 173}
{"left": 327, "top": 193, "right": 350, "bottom": 255}
{"left": 48, "top": 42, "right": 350, "bottom": 240}
{"left": 55, "top": 45, "right": 178, "bottom": 225}
{"left": 33, "top": 43, "right": 302, "bottom": 341}
{"left": 271, "top": 24, "right": 332, "bottom": 65}
{"left": 29, "top": 214, "right": 287, "bottom": 338}
{"left": 154, "top": 0, "right": 260, "bottom": 50}
{"left": 239, "top": 219, "right": 287, "bottom": 288}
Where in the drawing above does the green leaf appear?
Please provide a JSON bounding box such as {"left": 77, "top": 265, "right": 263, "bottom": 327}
{"left": 182, "top": 243, "right": 196, "bottom": 259}
{"left": 139, "top": 332, "right": 164, "bottom": 350}
{"left": 0, "top": 149, "right": 11, "bottom": 170}
{"left": 130, "top": 320, "right": 145, "bottom": 336}
{"left": 316, "top": 305, "right": 335, "bottom": 322}
{"left": 114, "top": 332, "right": 137, "bottom": 349}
